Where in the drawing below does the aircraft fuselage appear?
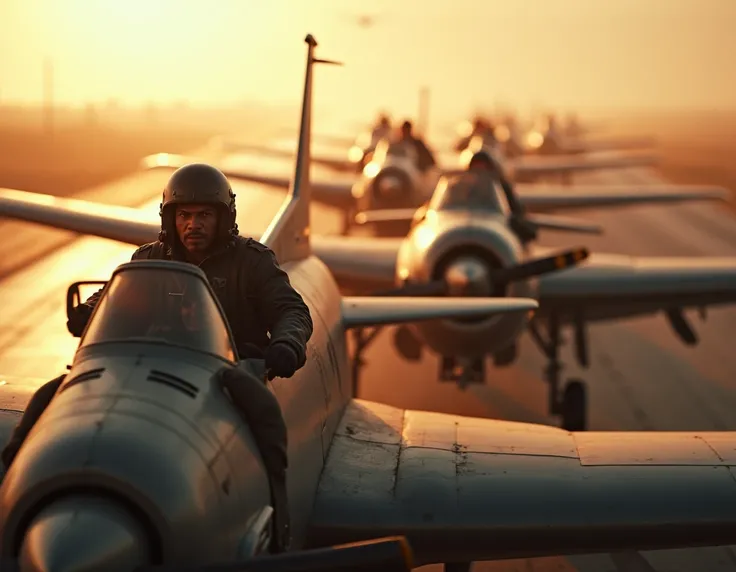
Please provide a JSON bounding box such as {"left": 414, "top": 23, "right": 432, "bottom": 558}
{"left": 0, "top": 255, "right": 353, "bottom": 565}
{"left": 395, "top": 211, "right": 534, "bottom": 358}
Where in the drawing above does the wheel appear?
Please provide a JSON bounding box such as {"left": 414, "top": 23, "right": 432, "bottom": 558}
{"left": 493, "top": 343, "right": 518, "bottom": 367}
{"left": 560, "top": 379, "right": 587, "bottom": 431}
{"left": 445, "top": 563, "right": 473, "bottom": 572}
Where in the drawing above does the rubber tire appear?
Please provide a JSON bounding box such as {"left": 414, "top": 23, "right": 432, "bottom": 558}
{"left": 493, "top": 343, "right": 518, "bottom": 367}
{"left": 561, "top": 379, "right": 587, "bottom": 431}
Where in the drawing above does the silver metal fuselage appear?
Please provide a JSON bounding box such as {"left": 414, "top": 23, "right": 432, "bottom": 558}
{"left": 0, "top": 256, "right": 354, "bottom": 565}
{"left": 396, "top": 209, "right": 535, "bottom": 358}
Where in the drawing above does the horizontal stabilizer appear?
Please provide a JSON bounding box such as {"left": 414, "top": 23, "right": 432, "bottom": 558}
{"left": 518, "top": 184, "right": 729, "bottom": 212}
{"left": 355, "top": 208, "right": 418, "bottom": 225}
{"left": 525, "top": 213, "right": 603, "bottom": 234}
{"left": 0, "top": 188, "right": 159, "bottom": 245}
{"left": 341, "top": 296, "right": 537, "bottom": 329}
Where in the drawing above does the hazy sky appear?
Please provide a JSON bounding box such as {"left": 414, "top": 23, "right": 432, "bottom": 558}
{"left": 1, "top": 0, "right": 734, "bottom": 124}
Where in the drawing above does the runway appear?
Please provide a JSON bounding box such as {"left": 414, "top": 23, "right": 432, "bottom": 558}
{"left": 0, "top": 145, "right": 735, "bottom": 571}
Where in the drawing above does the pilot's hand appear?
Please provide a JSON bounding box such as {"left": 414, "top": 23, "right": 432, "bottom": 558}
{"left": 264, "top": 342, "right": 299, "bottom": 380}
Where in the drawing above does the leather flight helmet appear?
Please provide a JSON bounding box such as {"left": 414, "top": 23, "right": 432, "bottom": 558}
{"left": 158, "top": 163, "right": 238, "bottom": 245}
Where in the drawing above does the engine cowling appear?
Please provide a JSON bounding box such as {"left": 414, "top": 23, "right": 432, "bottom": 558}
{"left": 370, "top": 167, "right": 414, "bottom": 205}
{"left": 399, "top": 222, "right": 537, "bottom": 358}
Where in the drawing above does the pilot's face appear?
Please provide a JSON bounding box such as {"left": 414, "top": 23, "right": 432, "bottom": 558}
{"left": 175, "top": 204, "right": 218, "bottom": 255}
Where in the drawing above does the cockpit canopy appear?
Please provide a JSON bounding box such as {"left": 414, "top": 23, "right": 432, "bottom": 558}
{"left": 373, "top": 139, "right": 418, "bottom": 164}
{"left": 428, "top": 172, "right": 511, "bottom": 215}
{"left": 80, "top": 260, "right": 236, "bottom": 362}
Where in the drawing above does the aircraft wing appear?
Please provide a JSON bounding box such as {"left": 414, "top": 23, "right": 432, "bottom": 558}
{"left": 0, "top": 375, "right": 41, "bottom": 477}
{"left": 0, "top": 188, "right": 160, "bottom": 245}
{"left": 516, "top": 184, "right": 728, "bottom": 212}
{"left": 0, "top": 189, "right": 402, "bottom": 292}
{"left": 312, "top": 235, "right": 402, "bottom": 291}
{"left": 533, "top": 245, "right": 736, "bottom": 323}
{"left": 213, "top": 143, "right": 359, "bottom": 174}
{"left": 143, "top": 153, "right": 357, "bottom": 210}
{"left": 511, "top": 153, "right": 657, "bottom": 178}
{"left": 308, "top": 399, "right": 736, "bottom": 566}
{"left": 572, "top": 136, "right": 658, "bottom": 154}
{"left": 341, "top": 297, "right": 536, "bottom": 328}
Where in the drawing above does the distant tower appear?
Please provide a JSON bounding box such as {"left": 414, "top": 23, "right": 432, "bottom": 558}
{"left": 43, "top": 57, "right": 54, "bottom": 137}
{"left": 417, "top": 86, "right": 430, "bottom": 137}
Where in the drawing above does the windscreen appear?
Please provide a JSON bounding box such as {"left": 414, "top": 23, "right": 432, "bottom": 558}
{"left": 386, "top": 141, "right": 417, "bottom": 161}
{"left": 80, "top": 266, "right": 236, "bottom": 361}
{"left": 429, "top": 173, "right": 505, "bottom": 214}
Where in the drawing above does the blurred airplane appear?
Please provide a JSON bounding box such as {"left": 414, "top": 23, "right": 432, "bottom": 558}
{"left": 3, "top": 37, "right": 736, "bottom": 572}
{"left": 526, "top": 113, "right": 658, "bottom": 156}
{"left": 315, "top": 170, "right": 736, "bottom": 430}
{"left": 454, "top": 132, "right": 658, "bottom": 181}
{"left": 143, "top": 125, "right": 663, "bottom": 237}
{"left": 215, "top": 112, "right": 394, "bottom": 175}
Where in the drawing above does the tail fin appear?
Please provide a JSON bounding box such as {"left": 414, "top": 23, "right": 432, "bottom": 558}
{"left": 260, "top": 34, "right": 341, "bottom": 263}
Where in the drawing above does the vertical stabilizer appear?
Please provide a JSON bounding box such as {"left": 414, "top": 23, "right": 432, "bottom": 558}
{"left": 260, "top": 35, "right": 341, "bottom": 263}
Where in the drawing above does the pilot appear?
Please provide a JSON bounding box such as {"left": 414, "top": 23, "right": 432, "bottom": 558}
{"left": 372, "top": 113, "right": 391, "bottom": 140}
{"left": 396, "top": 119, "right": 436, "bottom": 172}
{"left": 2, "top": 163, "right": 313, "bottom": 553}
{"left": 466, "top": 151, "right": 537, "bottom": 243}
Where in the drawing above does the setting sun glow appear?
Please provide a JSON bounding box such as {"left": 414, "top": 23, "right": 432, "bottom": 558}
{"left": 1, "top": 0, "right": 735, "bottom": 130}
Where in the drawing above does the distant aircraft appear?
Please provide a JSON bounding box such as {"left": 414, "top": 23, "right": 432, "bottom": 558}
{"left": 142, "top": 126, "right": 662, "bottom": 237}
{"left": 0, "top": 120, "right": 730, "bottom": 428}
{"left": 527, "top": 113, "right": 658, "bottom": 156}
{"left": 2, "top": 36, "right": 736, "bottom": 572}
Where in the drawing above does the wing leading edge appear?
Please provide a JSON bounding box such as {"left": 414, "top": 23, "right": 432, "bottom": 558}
{"left": 0, "top": 189, "right": 404, "bottom": 291}
{"left": 516, "top": 184, "right": 729, "bottom": 212}
{"left": 534, "top": 246, "right": 736, "bottom": 322}
{"left": 307, "top": 399, "right": 736, "bottom": 566}
{"left": 512, "top": 153, "right": 658, "bottom": 178}
{"left": 0, "top": 188, "right": 159, "bottom": 246}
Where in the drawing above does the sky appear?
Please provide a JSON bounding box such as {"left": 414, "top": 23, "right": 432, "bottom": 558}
{"left": 1, "top": 0, "right": 735, "bottom": 126}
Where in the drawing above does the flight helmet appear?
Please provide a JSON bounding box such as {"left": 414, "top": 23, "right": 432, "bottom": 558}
{"left": 158, "top": 163, "right": 238, "bottom": 246}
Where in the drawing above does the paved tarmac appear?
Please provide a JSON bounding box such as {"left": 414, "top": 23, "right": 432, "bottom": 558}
{"left": 0, "top": 144, "right": 734, "bottom": 571}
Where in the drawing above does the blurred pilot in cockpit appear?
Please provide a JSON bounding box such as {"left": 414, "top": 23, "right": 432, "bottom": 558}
{"left": 466, "top": 151, "right": 534, "bottom": 243}
{"left": 396, "top": 120, "right": 436, "bottom": 172}
{"left": 371, "top": 113, "right": 392, "bottom": 141}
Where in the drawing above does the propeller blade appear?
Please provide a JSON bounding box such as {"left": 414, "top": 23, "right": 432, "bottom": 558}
{"left": 492, "top": 247, "right": 589, "bottom": 284}
{"left": 372, "top": 248, "right": 588, "bottom": 298}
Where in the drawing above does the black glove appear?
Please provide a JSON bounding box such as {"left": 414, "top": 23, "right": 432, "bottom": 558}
{"left": 66, "top": 304, "right": 93, "bottom": 337}
{"left": 264, "top": 342, "right": 299, "bottom": 380}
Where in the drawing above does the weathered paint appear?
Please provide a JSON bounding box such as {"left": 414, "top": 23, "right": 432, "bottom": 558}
{"left": 308, "top": 399, "right": 736, "bottom": 565}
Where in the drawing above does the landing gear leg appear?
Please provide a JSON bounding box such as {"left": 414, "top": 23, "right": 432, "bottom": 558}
{"left": 350, "top": 327, "right": 383, "bottom": 396}
{"left": 439, "top": 356, "right": 485, "bottom": 389}
{"left": 529, "top": 315, "right": 588, "bottom": 431}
